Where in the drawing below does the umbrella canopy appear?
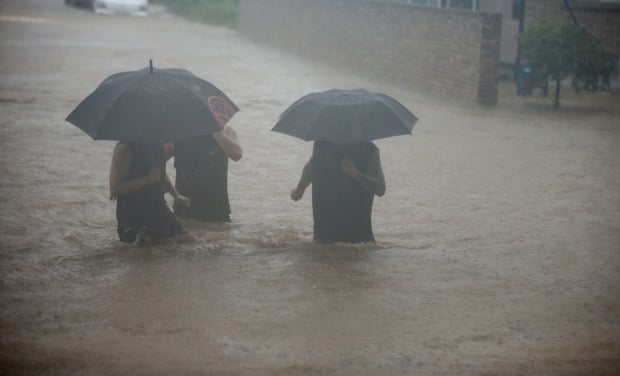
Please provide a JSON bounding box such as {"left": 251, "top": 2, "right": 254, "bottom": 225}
{"left": 66, "top": 60, "right": 238, "bottom": 144}
{"left": 272, "top": 89, "right": 416, "bottom": 142}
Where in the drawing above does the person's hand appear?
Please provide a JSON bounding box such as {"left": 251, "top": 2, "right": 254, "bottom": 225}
{"left": 174, "top": 195, "right": 191, "bottom": 209}
{"left": 290, "top": 186, "right": 304, "bottom": 201}
{"left": 144, "top": 168, "right": 161, "bottom": 185}
{"left": 341, "top": 157, "right": 359, "bottom": 179}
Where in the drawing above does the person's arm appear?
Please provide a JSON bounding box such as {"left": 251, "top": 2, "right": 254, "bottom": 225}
{"left": 109, "top": 144, "right": 161, "bottom": 199}
{"left": 290, "top": 156, "right": 313, "bottom": 201}
{"left": 212, "top": 125, "right": 242, "bottom": 161}
{"left": 161, "top": 142, "right": 190, "bottom": 208}
{"left": 163, "top": 169, "right": 190, "bottom": 208}
{"left": 341, "top": 150, "right": 386, "bottom": 197}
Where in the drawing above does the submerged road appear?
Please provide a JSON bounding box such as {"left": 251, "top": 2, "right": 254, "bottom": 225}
{"left": 1, "top": 0, "right": 619, "bottom": 375}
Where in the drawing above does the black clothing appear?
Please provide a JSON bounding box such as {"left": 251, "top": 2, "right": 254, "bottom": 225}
{"left": 115, "top": 143, "right": 185, "bottom": 243}
{"left": 173, "top": 135, "right": 231, "bottom": 222}
{"left": 311, "top": 141, "right": 378, "bottom": 243}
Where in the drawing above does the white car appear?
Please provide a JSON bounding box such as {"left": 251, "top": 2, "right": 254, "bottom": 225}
{"left": 66, "top": 0, "right": 149, "bottom": 16}
{"left": 93, "top": 0, "right": 148, "bottom": 16}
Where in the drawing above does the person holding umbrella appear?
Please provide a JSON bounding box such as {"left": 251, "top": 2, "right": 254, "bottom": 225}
{"left": 66, "top": 60, "right": 240, "bottom": 245}
{"left": 290, "top": 141, "right": 385, "bottom": 243}
{"left": 273, "top": 89, "right": 417, "bottom": 243}
{"left": 168, "top": 122, "right": 242, "bottom": 223}
{"left": 109, "top": 142, "right": 191, "bottom": 245}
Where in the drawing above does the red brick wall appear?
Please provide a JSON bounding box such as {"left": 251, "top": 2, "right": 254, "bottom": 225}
{"left": 239, "top": 0, "right": 502, "bottom": 105}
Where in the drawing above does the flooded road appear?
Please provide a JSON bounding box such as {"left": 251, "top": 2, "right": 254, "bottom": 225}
{"left": 1, "top": 0, "right": 619, "bottom": 374}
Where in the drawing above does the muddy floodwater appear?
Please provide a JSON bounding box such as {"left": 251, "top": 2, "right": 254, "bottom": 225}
{"left": 1, "top": 0, "right": 619, "bottom": 375}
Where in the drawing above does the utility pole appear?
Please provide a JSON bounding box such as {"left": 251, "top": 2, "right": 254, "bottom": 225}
{"left": 562, "top": 0, "right": 579, "bottom": 25}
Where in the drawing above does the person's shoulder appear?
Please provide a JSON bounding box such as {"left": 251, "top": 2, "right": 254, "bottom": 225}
{"left": 114, "top": 142, "right": 134, "bottom": 157}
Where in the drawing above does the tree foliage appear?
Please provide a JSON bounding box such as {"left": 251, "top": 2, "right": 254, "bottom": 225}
{"left": 519, "top": 21, "right": 617, "bottom": 108}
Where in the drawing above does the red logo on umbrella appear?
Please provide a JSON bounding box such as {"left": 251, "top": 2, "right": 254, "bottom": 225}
{"left": 208, "top": 96, "right": 236, "bottom": 128}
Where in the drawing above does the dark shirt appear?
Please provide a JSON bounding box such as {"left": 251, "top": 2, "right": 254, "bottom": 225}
{"left": 115, "top": 143, "right": 185, "bottom": 243}
{"left": 311, "top": 141, "right": 378, "bottom": 243}
{"left": 173, "top": 135, "right": 231, "bottom": 222}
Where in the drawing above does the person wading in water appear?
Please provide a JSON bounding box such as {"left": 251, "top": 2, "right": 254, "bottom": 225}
{"left": 109, "top": 142, "right": 192, "bottom": 246}
{"left": 290, "top": 141, "right": 385, "bottom": 243}
{"left": 167, "top": 125, "right": 242, "bottom": 223}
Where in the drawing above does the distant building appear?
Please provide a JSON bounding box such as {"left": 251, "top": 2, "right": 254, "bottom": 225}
{"left": 479, "top": 0, "right": 520, "bottom": 78}
{"left": 524, "top": 0, "right": 620, "bottom": 57}
{"left": 398, "top": 0, "right": 620, "bottom": 83}
{"left": 523, "top": 0, "right": 620, "bottom": 86}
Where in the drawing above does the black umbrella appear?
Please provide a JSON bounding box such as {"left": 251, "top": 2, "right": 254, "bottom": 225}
{"left": 272, "top": 89, "right": 416, "bottom": 142}
{"left": 66, "top": 60, "right": 238, "bottom": 144}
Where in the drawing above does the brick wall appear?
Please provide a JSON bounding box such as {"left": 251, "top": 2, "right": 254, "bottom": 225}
{"left": 239, "top": 0, "right": 502, "bottom": 105}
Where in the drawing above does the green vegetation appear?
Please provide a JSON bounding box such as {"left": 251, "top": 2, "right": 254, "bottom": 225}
{"left": 152, "top": 0, "right": 239, "bottom": 28}
{"left": 519, "top": 21, "right": 617, "bottom": 108}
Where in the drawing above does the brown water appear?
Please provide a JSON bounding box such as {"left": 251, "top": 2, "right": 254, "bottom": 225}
{"left": 1, "top": 1, "right": 620, "bottom": 375}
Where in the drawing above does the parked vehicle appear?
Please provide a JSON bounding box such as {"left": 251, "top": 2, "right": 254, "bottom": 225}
{"left": 65, "top": 0, "right": 148, "bottom": 16}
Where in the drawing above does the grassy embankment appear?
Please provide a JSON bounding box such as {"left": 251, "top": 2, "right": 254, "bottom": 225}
{"left": 152, "top": 0, "right": 239, "bottom": 28}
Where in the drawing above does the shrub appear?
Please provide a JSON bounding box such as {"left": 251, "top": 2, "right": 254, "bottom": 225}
{"left": 153, "top": 0, "right": 239, "bottom": 28}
